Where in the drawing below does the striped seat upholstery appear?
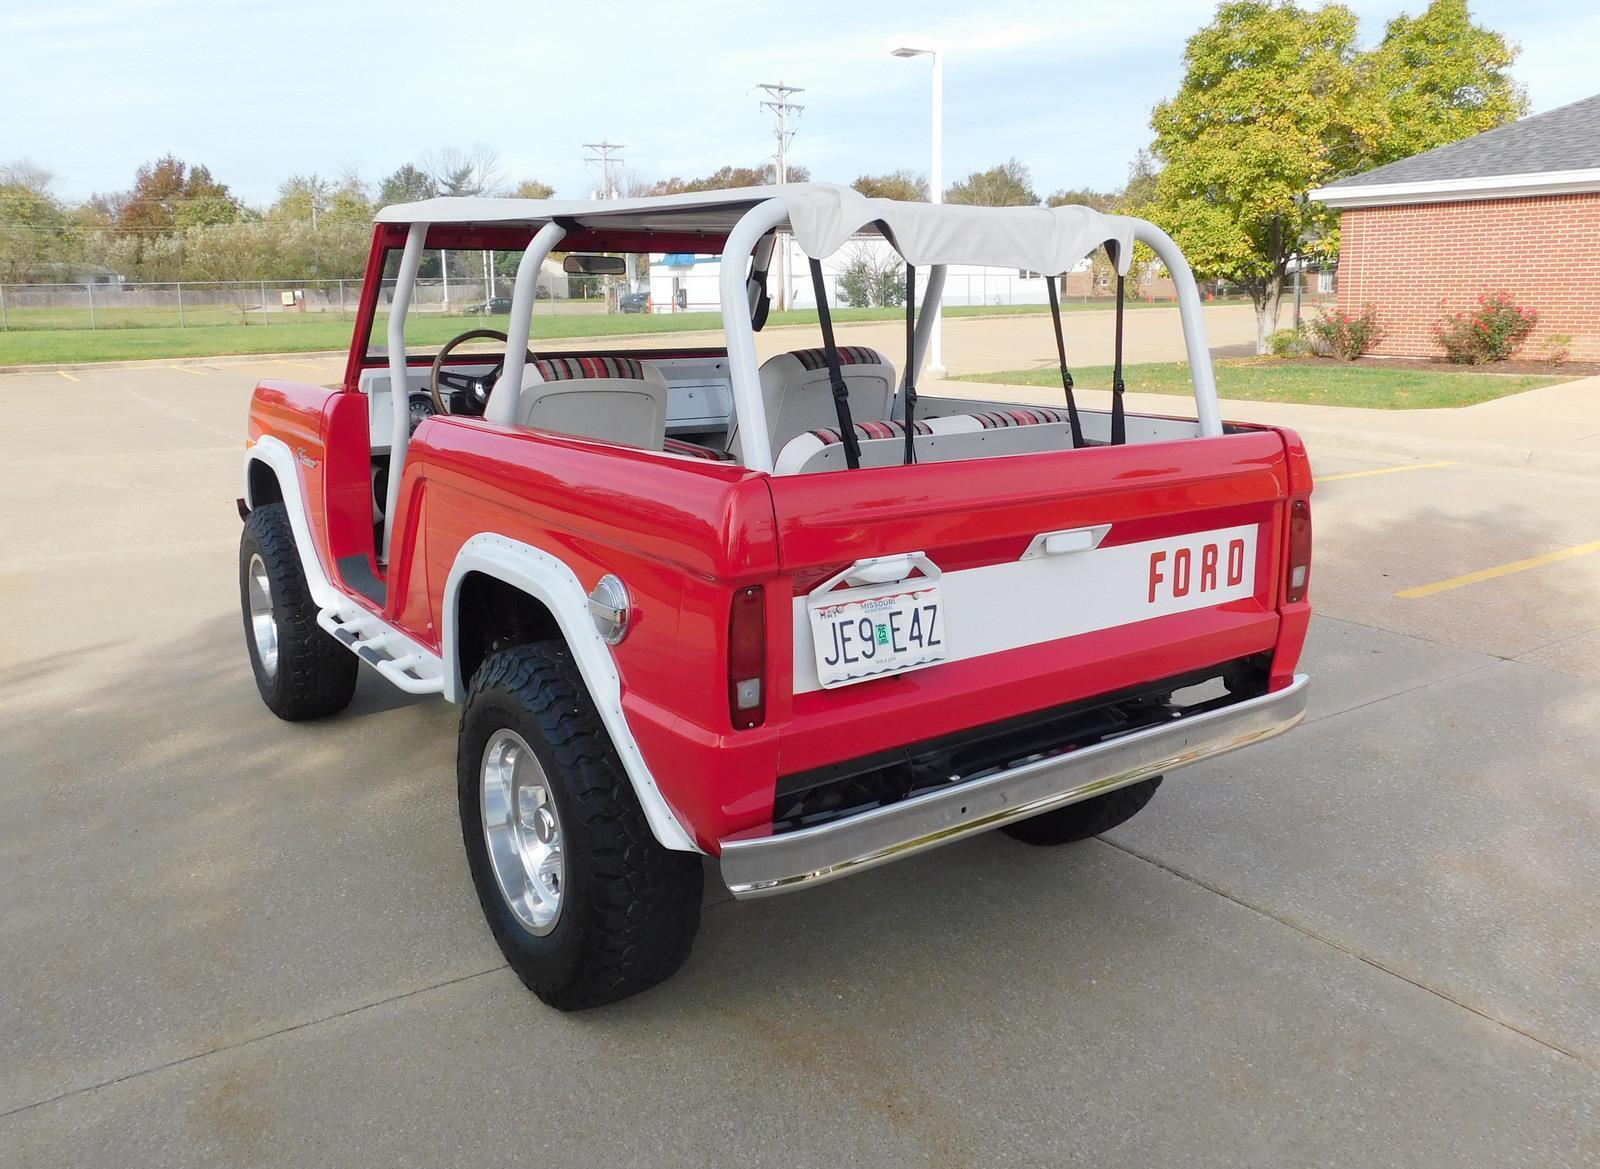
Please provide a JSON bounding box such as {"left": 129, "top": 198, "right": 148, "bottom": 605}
{"left": 774, "top": 405, "right": 1088, "bottom": 475}
{"left": 786, "top": 345, "right": 887, "bottom": 371}
{"left": 662, "top": 436, "right": 732, "bottom": 461}
{"left": 534, "top": 355, "right": 646, "bottom": 381}
{"left": 806, "top": 418, "right": 933, "bottom": 446}
{"left": 964, "top": 406, "right": 1073, "bottom": 428}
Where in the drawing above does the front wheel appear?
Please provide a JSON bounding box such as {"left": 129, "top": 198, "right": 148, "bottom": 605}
{"left": 458, "top": 644, "right": 703, "bottom": 1010}
{"left": 1001, "top": 776, "right": 1163, "bottom": 846}
{"left": 239, "top": 503, "right": 358, "bottom": 721}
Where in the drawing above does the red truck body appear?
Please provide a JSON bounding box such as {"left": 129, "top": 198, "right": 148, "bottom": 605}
{"left": 239, "top": 188, "right": 1310, "bottom": 1007}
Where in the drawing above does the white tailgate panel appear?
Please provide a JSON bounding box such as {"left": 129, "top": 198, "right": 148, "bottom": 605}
{"left": 791, "top": 524, "right": 1259, "bottom": 695}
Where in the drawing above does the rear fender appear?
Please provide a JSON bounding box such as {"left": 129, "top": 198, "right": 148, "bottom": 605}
{"left": 442, "top": 532, "right": 700, "bottom": 854}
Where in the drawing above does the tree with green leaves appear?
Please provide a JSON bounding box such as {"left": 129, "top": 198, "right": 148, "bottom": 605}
{"left": 510, "top": 179, "right": 556, "bottom": 200}
{"left": 944, "top": 159, "right": 1038, "bottom": 206}
{"left": 1147, "top": 0, "right": 1524, "bottom": 353}
{"left": 645, "top": 162, "right": 810, "bottom": 197}
{"left": 1365, "top": 0, "right": 1527, "bottom": 166}
{"left": 378, "top": 163, "right": 434, "bottom": 207}
{"left": 1147, "top": 2, "right": 1379, "bottom": 352}
{"left": 1045, "top": 187, "right": 1118, "bottom": 212}
{"left": 271, "top": 174, "right": 334, "bottom": 223}
{"left": 852, "top": 170, "right": 929, "bottom": 201}
{"left": 0, "top": 162, "right": 67, "bottom": 281}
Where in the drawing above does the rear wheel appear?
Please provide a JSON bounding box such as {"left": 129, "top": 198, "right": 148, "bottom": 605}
{"left": 458, "top": 644, "right": 703, "bottom": 1010}
{"left": 239, "top": 503, "right": 358, "bottom": 721}
{"left": 1001, "top": 776, "right": 1162, "bottom": 846}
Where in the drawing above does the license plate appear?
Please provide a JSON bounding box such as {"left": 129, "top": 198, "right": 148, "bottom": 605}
{"left": 807, "top": 584, "right": 946, "bottom": 689}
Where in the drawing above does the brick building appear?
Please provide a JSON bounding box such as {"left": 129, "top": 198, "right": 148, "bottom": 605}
{"left": 1312, "top": 93, "right": 1600, "bottom": 362}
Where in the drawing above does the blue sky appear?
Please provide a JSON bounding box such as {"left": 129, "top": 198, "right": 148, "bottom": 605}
{"left": 4, "top": 0, "right": 1596, "bottom": 206}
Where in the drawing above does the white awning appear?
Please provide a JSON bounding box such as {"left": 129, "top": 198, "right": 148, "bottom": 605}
{"left": 375, "top": 183, "right": 1137, "bottom": 276}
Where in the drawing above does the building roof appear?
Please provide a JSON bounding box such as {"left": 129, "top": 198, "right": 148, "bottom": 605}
{"left": 376, "top": 182, "right": 1140, "bottom": 276}
{"left": 1312, "top": 92, "right": 1600, "bottom": 208}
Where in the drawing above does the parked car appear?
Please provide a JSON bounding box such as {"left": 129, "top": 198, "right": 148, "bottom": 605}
{"left": 619, "top": 289, "right": 650, "bottom": 313}
{"left": 237, "top": 184, "right": 1312, "bottom": 1010}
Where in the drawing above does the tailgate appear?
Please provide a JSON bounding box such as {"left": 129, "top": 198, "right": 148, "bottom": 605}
{"left": 764, "top": 431, "right": 1292, "bottom": 777}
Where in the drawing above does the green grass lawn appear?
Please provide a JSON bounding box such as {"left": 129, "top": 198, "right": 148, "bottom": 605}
{"left": 954, "top": 359, "right": 1569, "bottom": 410}
{"left": 0, "top": 299, "right": 1175, "bottom": 367}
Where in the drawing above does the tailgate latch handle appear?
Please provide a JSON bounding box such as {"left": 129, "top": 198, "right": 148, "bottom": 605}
{"left": 1021, "top": 524, "right": 1112, "bottom": 560}
{"left": 811, "top": 551, "right": 941, "bottom": 595}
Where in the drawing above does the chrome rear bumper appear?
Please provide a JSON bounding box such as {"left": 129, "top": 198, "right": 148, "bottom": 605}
{"left": 719, "top": 674, "right": 1308, "bottom": 898}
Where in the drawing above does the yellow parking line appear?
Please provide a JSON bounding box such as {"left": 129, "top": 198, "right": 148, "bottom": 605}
{"left": 1398, "top": 539, "right": 1600, "bottom": 599}
{"left": 56, "top": 370, "right": 79, "bottom": 382}
{"left": 1316, "top": 461, "right": 1455, "bottom": 483}
{"left": 167, "top": 364, "right": 208, "bottom": 377}
{"left": 273, "top": 359, "right": 324, "bottom": 370}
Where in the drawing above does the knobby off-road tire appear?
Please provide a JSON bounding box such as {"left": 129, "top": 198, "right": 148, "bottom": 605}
{"left": 458, "top": 644, "right": 703, "bottom": 1010}
{"left": 1001, "top": 776, "right": 1163, "bottom": 846}
{"left": 239, "top": 503, "right": 359, "bottom": 721}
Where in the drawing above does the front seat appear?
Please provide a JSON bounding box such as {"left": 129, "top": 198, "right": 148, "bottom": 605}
{"left": 732, "top": 346, "right": 897, "bottom": 464}
{"left": 517, "top": 355, "right": 668, "bottom": 450}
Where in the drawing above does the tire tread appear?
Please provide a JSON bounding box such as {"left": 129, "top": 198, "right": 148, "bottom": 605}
{"left": 461, "top": 644, "right": 702, "bottom": 1010}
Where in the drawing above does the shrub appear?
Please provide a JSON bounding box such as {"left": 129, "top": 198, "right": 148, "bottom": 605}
{"left": 1309, "top": 304, "right": 1382, "bottom": 361}
{"left": 1267, "top": 327, "right": 1311, "bottom": 358}
{"left": 1541, "top": 333, "right": 1573, "bottom": 367}
{"left": 1434, "top": 293, "right": 1538, "bottom": 365}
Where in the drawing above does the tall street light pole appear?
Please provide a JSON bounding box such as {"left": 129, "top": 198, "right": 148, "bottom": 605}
{"left": 889, "top": 40, "right": 943, "bottom": 375}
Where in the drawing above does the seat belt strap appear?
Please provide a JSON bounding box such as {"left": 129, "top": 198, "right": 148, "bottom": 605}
{"left": 1045, "top": 274, "right": 1085, "bottom": 449}
{"left": 809, "top": 258, "right": 861, "bottom": 470}
{"left": 1111, "top": 271, "right": 1127, "bottom": 446}
{"left": 902, "top": 263, "right": 918, "bottom": 465}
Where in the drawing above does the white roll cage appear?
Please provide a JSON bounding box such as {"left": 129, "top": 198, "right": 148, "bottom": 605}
{"left": 380, "top": 190, "right": 1224, "bottom": 486}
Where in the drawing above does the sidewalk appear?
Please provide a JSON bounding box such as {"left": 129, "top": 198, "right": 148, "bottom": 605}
{"left": 934, "top": 374, "right": 1600, "bottom": 477}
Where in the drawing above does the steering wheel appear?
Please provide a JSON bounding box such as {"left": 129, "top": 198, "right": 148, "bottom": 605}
{"left": 429, "top": 329, "right": 537, "bottom": 418}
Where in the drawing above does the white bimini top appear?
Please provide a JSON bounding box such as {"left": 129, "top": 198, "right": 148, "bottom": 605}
{"left": 375, "top": 182, "right": 1137, "bottom": 276}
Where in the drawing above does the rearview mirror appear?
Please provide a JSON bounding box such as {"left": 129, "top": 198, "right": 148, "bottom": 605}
{"left": 562, "top": 254, "right": 627, "bottom": 275}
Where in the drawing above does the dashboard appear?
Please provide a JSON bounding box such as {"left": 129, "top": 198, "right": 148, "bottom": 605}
{"left": 357, "top": 352, "right": 735, "bottom": 453}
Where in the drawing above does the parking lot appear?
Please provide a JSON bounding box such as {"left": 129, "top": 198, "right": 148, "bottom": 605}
{"left": 2, "top": 353, "right": 1597, "bottom": 1167}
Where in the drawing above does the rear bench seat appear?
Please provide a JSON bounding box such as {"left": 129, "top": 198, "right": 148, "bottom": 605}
{"left": 774, "top": 405, "right": 1080, "bottom": 474}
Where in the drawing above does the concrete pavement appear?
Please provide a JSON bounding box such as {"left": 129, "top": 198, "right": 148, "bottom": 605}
{"left": 938, "top": 369, "right": 1600, "bottom": 478}
{"left": 1, "top": 354, "right": 1597, "bottom": 1167}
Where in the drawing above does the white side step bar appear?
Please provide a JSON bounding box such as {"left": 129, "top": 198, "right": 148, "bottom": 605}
{"left": 317, "top": 602, "right": 446, "bottom": 695}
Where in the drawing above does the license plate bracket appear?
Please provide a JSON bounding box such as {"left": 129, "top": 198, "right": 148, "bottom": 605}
{"left": 806, "top": 571, "right": 947, "bottom": 690}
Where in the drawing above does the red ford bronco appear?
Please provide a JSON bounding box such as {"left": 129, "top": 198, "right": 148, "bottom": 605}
{"left": 238, "top": 184, "right": 1311, "bottom": 1009}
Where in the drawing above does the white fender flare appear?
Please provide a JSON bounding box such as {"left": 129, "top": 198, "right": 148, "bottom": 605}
{"left": 442, "top": 533, "right": 701, "bottom": 854}
{"left": 243, "top": 436, "right": 341, "bottom": 611}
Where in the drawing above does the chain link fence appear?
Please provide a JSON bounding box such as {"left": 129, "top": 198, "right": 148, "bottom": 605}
{"left": 0, "top": 277, "right": 611, "bottom": 331}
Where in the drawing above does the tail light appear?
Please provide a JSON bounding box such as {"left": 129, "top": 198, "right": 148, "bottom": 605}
{"left": 728, "top": 585, "right": 766, "bottom": 729}
{"left": 1285, "top": 498, "right": 1312, "bottom": 604}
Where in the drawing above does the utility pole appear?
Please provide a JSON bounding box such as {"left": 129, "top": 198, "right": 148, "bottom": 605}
{"left": 756, "top": 81, "right": 804, "bottom": 310}
{"left": 582, "top": 140, "right": 626, "bottom": 200}
{"left": 584, "top": 141, "right": 630, "bottom": 305}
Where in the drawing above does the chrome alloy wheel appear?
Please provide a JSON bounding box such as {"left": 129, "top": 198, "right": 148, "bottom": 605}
{"left": 246, "top": 553, "right": 279, "bottom": 676}
{"left": 481, "top": 729, "right": 565, "bottom": 935}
